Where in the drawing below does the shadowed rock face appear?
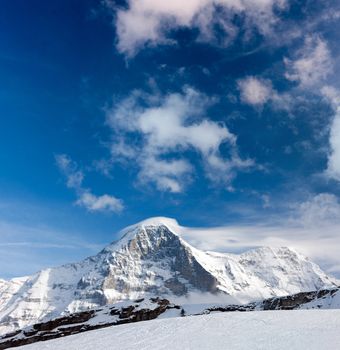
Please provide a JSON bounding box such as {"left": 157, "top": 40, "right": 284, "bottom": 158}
{"left": 205, "top": 287, "right": 340, "bottom": 313}
{"left": 102, "top": 225, "right": 218, "bottom": 296}
{"left": 260, "top": 288, "right": 339, "bottom": 310}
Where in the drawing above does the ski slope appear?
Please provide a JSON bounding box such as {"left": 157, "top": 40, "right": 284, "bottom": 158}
{"left": 16, "top": 310, "right": 340, "bottom": 350}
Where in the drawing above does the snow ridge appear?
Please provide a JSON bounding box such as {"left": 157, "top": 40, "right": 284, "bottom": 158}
{"left": 0, "top": 217, "right": 337, "bottom": 334}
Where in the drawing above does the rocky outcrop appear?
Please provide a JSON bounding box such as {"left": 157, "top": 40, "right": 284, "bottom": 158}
{"left": 260, "top": 288, "right": 339, "bottom": 310}
{"left": 1, "top": 287, "right": 339, "bottom": 349}
{"left": 0, "top": 298, "right": 180, "bottom": 349}
{"left": 101, "top": 224, "right": 219, "bottom": 297}
{"left": 203, "top": 287, "right": 340, "bottom": 313}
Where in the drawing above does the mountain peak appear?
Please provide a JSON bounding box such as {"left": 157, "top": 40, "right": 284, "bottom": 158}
{"left": 120, "top": 216, "right": 180, "bottom": 235}
{"left": 103, "top": 217, "right": 180, "bottom": 250}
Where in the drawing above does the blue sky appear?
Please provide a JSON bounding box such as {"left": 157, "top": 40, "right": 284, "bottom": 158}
{"left": 1, "top": 0, "right": 340, "bottom": 278}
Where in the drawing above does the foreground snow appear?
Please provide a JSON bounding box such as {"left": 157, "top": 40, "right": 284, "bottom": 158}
{"left": 17, "top": 310, "right": 340, "bottom": 350}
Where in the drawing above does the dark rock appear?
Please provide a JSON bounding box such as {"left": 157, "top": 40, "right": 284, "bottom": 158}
{"left": 0, "top": 298, "right": 179, "bottom": 349}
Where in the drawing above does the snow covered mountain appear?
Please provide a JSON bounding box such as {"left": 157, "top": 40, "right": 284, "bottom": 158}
{"left": 0, "top": 217, "right": 337, "bottom": 335}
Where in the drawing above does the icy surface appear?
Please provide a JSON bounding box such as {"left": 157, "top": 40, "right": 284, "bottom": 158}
{"left": 16, "top": 310, "right": 340, "bottom": 350}
{"left": 0, "top": 218, "right": 338, "bottom": 334}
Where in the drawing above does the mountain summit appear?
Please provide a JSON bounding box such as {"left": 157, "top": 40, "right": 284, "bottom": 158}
{"left": 0, "top": 217, "right": 337, "bottom": 334}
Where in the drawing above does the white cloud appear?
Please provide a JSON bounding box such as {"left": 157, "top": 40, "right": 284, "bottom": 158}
{"left": 284, "top": 36, "right": 340, "bottom": 183}
{"left": 321, "top": 86, "right": 340, "bottom": 181}
{"left": 237, "top": 76, "right": 291, "bottom": 109}
{"left": 106, "top": 0, "right": 287, "bottom": 57}
{"left": 138, "top": 157, "right": 192, "bottom": 193}
{"left": 285, "top": 34, "right": 338, "bottom": 182}
{"left": 106, "top": 87, "right": 253, "bottom": 192}
{"left": 295, "top": 193, "right": 340, "bottom": 227}
{"left": 238, "top": 77, "right": 273, "bottom": 106}
{"left": 284, "top": 35, "right": 333, "bottom": 88}
{"left": 181, "top": 223, "right": 340, "bottom": 277}
{"left": 55, "top": 154, "right": 123, "bottom": 213}
{"left": 55, "top": 154, "right": 84, "bottom": 189}
{"left": 177, "top": 193, "right": 340, "bottom": 277}
{"left": 76, "top": 192, "right": 123, "bottom": 213}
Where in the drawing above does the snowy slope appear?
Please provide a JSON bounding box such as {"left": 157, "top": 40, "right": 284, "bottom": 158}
{"left": 0, "top": 277, "right": 28, "bottom": 312}
{"left": 191, "top": 246, "right": 336, "bottom": 303}
{"left": 15, "top": 310, "right": 340, "bottom": 350}
{"left": 2, "top": 287, "right": 340, "bottom": 348}
{"left": 300, "top": 288, "right": 340, "bottom": 309}
{"left": 0, "top": 217, "right": 337, "bottom": 334}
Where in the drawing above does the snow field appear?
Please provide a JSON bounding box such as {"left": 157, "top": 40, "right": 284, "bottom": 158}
{"left": 16, "top": 309, "right": 340, "bottom": 350}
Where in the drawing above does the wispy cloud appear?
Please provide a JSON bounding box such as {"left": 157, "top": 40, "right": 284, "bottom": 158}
{"left": 106, "top": 86, "right": 254, "bottom": 192}
{"left": 0, "top": 242, "right": 81, "bottom": 249}
{"left": 0, "top": 219, "right": 103, "bottom": 251}
{"left": 105, "top": 0, "right": 287, "bottom": 57}
{"left": 0, "top": 218, "right": 103, "bottom": 278}
{"left": 238, "top": 76, "right": 273, "bottom": 106}
{"left": 179, "top": 192, "right": 340, "bottom": 277}
{"left": 55, "top": 154, "right": 124, "bottom": 213}
{"left": 284, "top": 34, "right": 339, "bottom": 183}
{"left": 284, "top": 35, "right": 333, "bottom": 88}
{"left": 237, "top": 76, "right": 291, "bottom": 109}
{"left": 321, "top": 86, "right": 340, "bottom": 181}
{"left": 295, "top": 192, "right": 340, "bottom": 227}
{"left": 76, "top": 192, "right": 123, "bottom": 213}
